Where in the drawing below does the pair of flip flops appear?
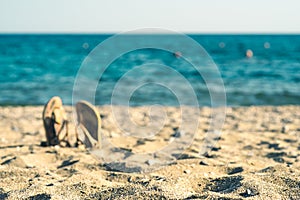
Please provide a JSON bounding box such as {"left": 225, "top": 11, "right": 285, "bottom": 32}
{"left": 42, "top": 96, "right": 101, "bottom": 149}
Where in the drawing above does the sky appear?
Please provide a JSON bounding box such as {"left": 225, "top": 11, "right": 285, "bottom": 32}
{"left": 0, "top": 0, "right": 299, "bottom": 33}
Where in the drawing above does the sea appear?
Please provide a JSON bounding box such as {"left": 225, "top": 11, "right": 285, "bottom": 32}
{"left": 0, "top": 34, "right": 299, "bottom": 106}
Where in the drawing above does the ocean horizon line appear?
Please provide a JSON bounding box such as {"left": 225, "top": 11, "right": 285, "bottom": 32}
{"left": 0, "top": 32, "right": 300, "bottom": 36}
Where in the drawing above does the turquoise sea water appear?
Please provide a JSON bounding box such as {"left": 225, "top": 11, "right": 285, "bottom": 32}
{"left": 0, "top": 34, "right": 299, "bottom": 106}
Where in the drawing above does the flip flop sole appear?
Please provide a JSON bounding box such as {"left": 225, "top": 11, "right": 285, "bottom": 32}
{"left": 43, "top": 96, "right": 67, "bottom": 146}
{"left": 75, "top": 101, "right": 101, "bottom": 149}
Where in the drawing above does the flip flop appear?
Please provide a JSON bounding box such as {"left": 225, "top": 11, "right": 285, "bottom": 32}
{"left": 42, "top": 96, "right": 69, "bottom": 146}
{"left": 75, "top": 101, "right": 101, "bottom": 149}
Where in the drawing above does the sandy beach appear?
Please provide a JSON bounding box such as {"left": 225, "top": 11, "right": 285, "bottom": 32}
{"left": 0, "top": 105, "right": 299, "bottom": 199}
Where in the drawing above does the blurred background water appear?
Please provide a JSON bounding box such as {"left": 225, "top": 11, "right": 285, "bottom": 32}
{"left": 0, "top": 34, "right": 299, "bottom": 106}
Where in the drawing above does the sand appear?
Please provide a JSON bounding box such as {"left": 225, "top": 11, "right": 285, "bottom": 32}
{"left": 0, "top": 105, "right": 299, "bottom": 199}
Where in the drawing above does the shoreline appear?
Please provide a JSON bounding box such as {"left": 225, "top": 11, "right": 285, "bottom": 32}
{"left": 0, "top": 104, "right": 299, "bottom": 107}
{"left": 0, "top": 105, "right": 299, "bottom": 199}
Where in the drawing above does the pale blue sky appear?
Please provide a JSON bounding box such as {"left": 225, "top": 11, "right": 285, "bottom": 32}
{"left": 0, "top": 0, "right": 299, "bottom": 33}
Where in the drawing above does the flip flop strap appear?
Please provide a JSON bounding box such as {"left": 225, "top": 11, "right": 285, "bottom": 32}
{"left": 57, "top": 120, "right": 69, "bottom": 140}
